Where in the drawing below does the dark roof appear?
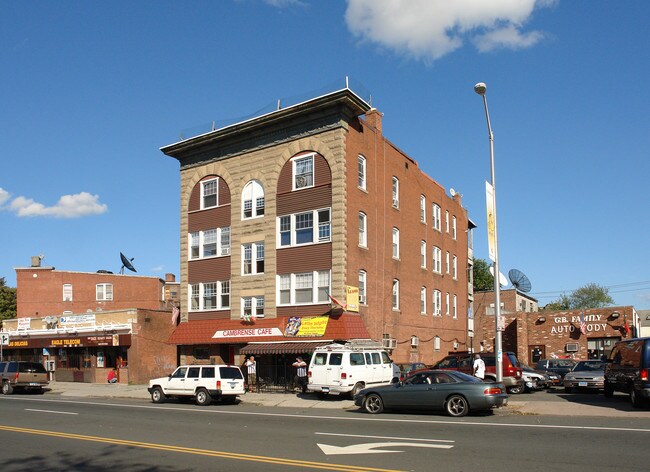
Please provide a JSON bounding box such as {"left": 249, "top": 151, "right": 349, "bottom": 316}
{"left": 240, "top": 342, "right": 332, "bottom": 355}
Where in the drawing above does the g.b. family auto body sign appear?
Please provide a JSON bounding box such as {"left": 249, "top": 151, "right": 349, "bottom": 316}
{"left": 549, "top": 313, "right": 608, "bottom": 334}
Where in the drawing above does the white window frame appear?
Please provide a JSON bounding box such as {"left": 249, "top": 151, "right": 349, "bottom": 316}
{"left": 276, "top": 270, "right": 331, "bottom": 306}
{"left": 453, "top": 294, "right": 458, "bottom": 319}
{"left": 392, "top": 227, "right": 400, "bottom": 259}
{"left": 63, "top": 283, "right": 73, "bottom": 302}
{"left": 392, "top": 177, "right": 399, "bottom": 208}
{"left": 242, "top": 296, "right": 265, "bottom": 318}
{"left": 434, "top": 336, "right": 441, "bottom": 351}
{"left": 242, "top": 241, "right": 265, "bottom": 275}
{"left": 452, "top": 216, "right": 457, "bottom": 240}
{"left": 445, "top": 210, "right": 450, "bottom": 233}
{"left": 188, "top": 227, "right": 230, "bottom": 259}
{"left": 358, "top": 212, "right": 367, "bottom": 247}
{"left": 358, "top": 270, "right": 367, "bottom": 304}
{"left": 358, "top": 155, "right": 366, "bottom": 190}
{"left": 446, "top": 251, "right": 450, "bottom": 274}
{"left": 446, "top": 292, "right": 450, "bottom": 316}
{"left": 420, "top": 195, "right": 426, "bottom": 223}
{"left": 201, "top": 178, "right": 219, "bottom": 209}
{"left": 392, "top": 279, "right": 400, "bottom": 311}
{"left": 420, "top": 241, "right": 427, "bottom": 268}
{"left": 420, "top": 286, "right": 427, "bottom": 314}
{"left": 188, "top": 281, "right": 230, "bottom": 311}
{"left": 432, "top": 246, "right": 442, "bottom": 274}
{"left": 432, "top": 203, "right": 441, "bottom": 231}
{"left": 452, "top": 255, "right": 458, "bottom": 279}
{"left": 277, "top": 208, "right": 331, "bottom": 248}
{"left": 242, "top": 180, "right": 265, "bottom": 219}
{"left": 96, "top": 283, "right": 113, "bottom": 301}
{"left": 292, "top": 154, "right": 314, "bottom": 190}
{"left": 433, "top": 290, "right": 442, "bottom": 315}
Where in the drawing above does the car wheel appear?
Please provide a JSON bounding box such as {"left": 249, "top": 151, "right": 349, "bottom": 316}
{"left": 351, "top": 382, "right": 365, "bottom": 398}
{"left": 150, "top": 386, "right": 166, "bottom": 404}
{"left": 195, "top": 389, "right": 212, "bottom": 406}
{"left": 603, "top": 382, "right": 614, "bottom": 398}
{"left": 2, "top": 382, "right": 13, "bottom": 395}
{"left": 630, "top": 387, "right": 644, "bottom": 408}
{"left": 363, "top": 393, "right": 384, "bottom": 414}
{"left": 445, "top": 394, "right": 469, "bottom": 417}
{"left": 507, "top": 384, "right": 525, "bottom": 395}
{"left": 564, "top": 387, "right": 572, "bottom": 394}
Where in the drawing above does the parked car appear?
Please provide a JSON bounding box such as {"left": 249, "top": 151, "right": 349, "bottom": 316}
{"left": 604, "top": 337, "right": 650, "bottom": 407}
{"left": 395, "top": 362, "right": 428, "bottom": 381}
{"left": 354, "top": 369, "right": 508, "bottom": 417}
{"left": 563, "top": 361, "right": 606, "bottom": 393}
{"left": 0, "top": 361, "right": 49, "bottom": 395}
{"left": 147, "top": 364, "right": 246, "bottom": 406}
{"left": 308, "top": 342, "right": 399, "bottom": 397}
{"left": 535, "top": 359, "right": 576, "bottom": 382}
{"left": 431, "top": 352, "right": 525, "bottom": 394}
{"left": 520, "top": 363, "right": 550, "bottom": 391}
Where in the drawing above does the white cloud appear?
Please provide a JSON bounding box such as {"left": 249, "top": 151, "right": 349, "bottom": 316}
{"left": 0, "top": 188, "right": 10, "bottom": 206}
{"left": 8, "top": 192, "right": 108, "bottom": 219}
{"left": 345, "top": 0, "right": 555, "bottom": 62}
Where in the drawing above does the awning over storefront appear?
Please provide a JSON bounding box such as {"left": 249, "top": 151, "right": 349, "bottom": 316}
{"left": 239, "top": 341, "right": 332, "bottom": 355}
{"left": 168, "top": 312, "right": 370, "bottom": 346}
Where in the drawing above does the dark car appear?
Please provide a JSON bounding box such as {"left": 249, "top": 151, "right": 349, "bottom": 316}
{"left": 535, "top": 359, "right": 576, "bottom": 382}
{"left": 354, "top": 369, "right": 508, "bottom": 417}
{"left": 0, "top": 361, "right": 49, "bottom": 394}
{"left": 395, "top": 362, "right": 428, "bottom": 381}
{"left": 563, "top": 361, "right": 605, "bottom": 393}
{"left": 604, "top": 337, "right": 650, "bottom": 407}
{"left": 432, "top": 352, "right": 525, "bottom": 394}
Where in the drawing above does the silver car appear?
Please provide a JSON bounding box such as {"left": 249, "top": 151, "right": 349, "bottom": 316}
{"left": 563, "top": 361, "right": 605, "bottom": 393}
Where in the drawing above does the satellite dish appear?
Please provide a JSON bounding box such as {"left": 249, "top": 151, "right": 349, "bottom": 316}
{"left": 120, "top": 252, "right": 137, "bottom": 274}
{"left": 508, "top": 269, "right": 532, "bottom": 293}
{"left": 450, "top": 188, "right": 456, "bottom": 196}
{"left": 489, "top": 266, "right": 509, "bottom": 287}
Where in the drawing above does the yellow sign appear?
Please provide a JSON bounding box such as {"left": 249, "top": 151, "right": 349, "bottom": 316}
{"left": 485, "top": 181, "right": 496, "bottom": 262}
{"left": 285, "top": 316, "right": 330, "bottom": 337}
{"left": 9, "top": 341, "right": 28, "bottom": 347}
{"left": 346, "top": 286, "right": 359, "bottom": 312}
{"left": 52, "top": 339, "right": 81, "bottom": 346}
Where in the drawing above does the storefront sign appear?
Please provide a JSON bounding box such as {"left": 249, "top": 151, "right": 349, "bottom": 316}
{"left": 5, "top": 334, "right": 130, "bottom": 349}
{"left": 346, "top": 286, "right": 359, "bottom": 313}
{"left": 549, "top": 314, "right": 607, "bottom": 335}
{"left": 60, "top": 314, "right": 96, "bottom": 326}
{"left": 213, "top": 327, "right": 283, "bottom": 339}
{"left": 283, "top": 316, "right": 329, "bottom": 337}
{"left": 17, "top": 318, "right": 31, "bottom": 331}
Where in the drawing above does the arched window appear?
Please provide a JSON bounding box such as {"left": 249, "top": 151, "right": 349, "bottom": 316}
{"left": 242, "top": 180, "right": 265, "bottom": 219}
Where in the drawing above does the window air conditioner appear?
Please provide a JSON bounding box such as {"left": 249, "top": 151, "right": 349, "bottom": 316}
{"left": 382, "top": 338, "right": 397, "bottom": 350}
{"left": 411, "top": 337, "right": 419, "bottom": 347}
{"left": 565, "top": 343, "right": 579, "bottom": 352}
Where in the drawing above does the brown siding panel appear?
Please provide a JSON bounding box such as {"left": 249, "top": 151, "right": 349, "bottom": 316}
{"left": 277, "top": 305, "right": 331, "bottom": 317}
{"left": 277, "top": 186, "right": 332, "bottom": 215}
{"left": 188, "top": 258, "right": 231, "bottom": 283}
{"left": 188, "top": 311, "right": 232, "bottom": 321}
{"left": 188, "top": 176, "right": 231, "bottom": 212}
{"left": 277, "top": 152, "right": 331, "bottom": 196}
{"left": 188, "top": 206, "right": 231, "bottom": 232}
{"left": 277, "top": 243, "right": 332, "bottom": 273}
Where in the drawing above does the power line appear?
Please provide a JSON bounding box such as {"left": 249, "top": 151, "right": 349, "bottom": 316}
{"left": 531, "top": 280, "right": 650, "bottom": 298}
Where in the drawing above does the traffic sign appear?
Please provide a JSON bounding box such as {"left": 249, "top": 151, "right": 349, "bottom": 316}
{"left": 0, "top": 332, "right": 9, "bottom": 346}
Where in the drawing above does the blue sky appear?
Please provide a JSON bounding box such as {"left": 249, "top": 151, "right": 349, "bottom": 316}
{"left": 1, "top": 1, "right": 649, "bottom": 309}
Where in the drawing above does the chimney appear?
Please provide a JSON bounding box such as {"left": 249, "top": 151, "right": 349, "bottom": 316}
{"left": 364, "top": 108, "right": 383, "bottom": 135}
{"left": 31, "top": 256, "right": 41, "bottom": 267}
{"left": 165, "top": 273, "right": 176, "bottom": 283}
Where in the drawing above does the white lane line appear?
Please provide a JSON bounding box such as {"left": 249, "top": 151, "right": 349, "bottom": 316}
{"left": 315, "top": 432, "right": 454, "bottom": 443}
{"left": 7, "top": 397, "right": 650, "bottom": 433}
{"left": 25, "top": 408, "right": 78, "bottom": 415}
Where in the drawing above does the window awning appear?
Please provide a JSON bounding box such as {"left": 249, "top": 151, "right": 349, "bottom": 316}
{"left": 240, "top": 341, "right": 332, "bottom": 355}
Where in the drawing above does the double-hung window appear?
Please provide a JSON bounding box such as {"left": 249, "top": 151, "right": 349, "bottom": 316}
{"left": 189, "top": 281, "right": 230, "bottom": 311}
{"left": 293, "top": 154, "right": 314, "bottom": 190}
{"left": 96, "top": 283, "right": 113, "bottom": 301}
{"left": 242, "top": 296, "right": 265, "bottom": 318}
{"left": 433, "top": 290, "right": 441, "bottom": 315}
{"left": 358, "top": 155, "right": 366, "bottom": 190}
{"left": 277, "top": 271, "right": 331, "bottom": 305}
{"left": 432, "top": 203, "right": 441, "bottom": 231}
{"left": 452, "top": 216, "right": 457, "bottom": 240}
{"left": 203, "top": 229, "right": 218, "bottom": 257}
{"left": 358, "top": 270, "right": 367, "bottom": 304}
{"left": 392, "top": 177, "right": 399, "bottom": 208}
{"left": 242, "top": 242, "right": 265, "bottom": 275}
{"left": 432, "top": 246, "right": 442, "bottom": 273}
{"left": 452, "top": 255, "right": 457, "bottom": 279}
{"left": 420, "top": 195, "right": 426, "bottom": 223}
{"left": 392, "top": 228, "right": 400, "bottom": 259}
{"left": 453, "top": 295, "right": 457, "bottom": 318}
{"left": 392, "top": 279, "right": 400, "bottom": 310}
{"left": 189, "top": 227, "right": 230, "bottom": 259}
{"left": 359, "top": 212, "right": 367, "bottom": 247}
{"left": 63, "top": 284, "right": 73, "bottom": 302}
{"left": 277, "top": 209, "right": 331, "bottom": 247}
{"left": 446, "top": 251, "right": 450, "bottom": 274}
{"left": 420, "top": 287, "right": 427, "bottom": 314}
{"left": 445, "top": 210, "right": 450, "bottom": 233}
{"left": 446, "top": 292, "right": 450, "bottom": 315}
{"left": 201, "top": 178, "right": 218, "bottom": 209}
{"left": 242, "top": 180, "right": 265, "bottom": 219}
{"left": 420, "top": 241, "right": 426, "bottom": 268}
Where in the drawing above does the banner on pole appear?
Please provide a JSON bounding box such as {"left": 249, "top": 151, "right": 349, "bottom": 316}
{"left": 485, "top": 181, "right": 496, "bottom": 262}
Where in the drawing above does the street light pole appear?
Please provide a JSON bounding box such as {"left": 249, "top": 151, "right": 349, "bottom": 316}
{"left": 474, "top": 82, "right": 503, "bottom": 383}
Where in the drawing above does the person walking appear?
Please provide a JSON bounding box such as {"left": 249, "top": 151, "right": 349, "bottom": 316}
{"left": 292, "top": 357, "right": 308, "bottom": 393}
{"left": 245, "top": 355, "right": 257, "bottom": 390}
{"left": 473, "top": 354, "right": 485, "bottom": 380}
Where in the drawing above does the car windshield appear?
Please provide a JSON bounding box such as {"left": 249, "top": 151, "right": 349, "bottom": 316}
{"left": 448, "top": 371, "right": 482, "bottom": 383}
{"left": 572, "top": 361, "right": 604, "bottom": 371}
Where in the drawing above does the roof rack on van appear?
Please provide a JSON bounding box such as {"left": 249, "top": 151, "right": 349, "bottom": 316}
{"left": 316, "top": 340, "right": 384, "bottom": 351}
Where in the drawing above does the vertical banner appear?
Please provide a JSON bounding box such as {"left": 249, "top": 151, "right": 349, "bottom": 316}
{"left": 345, "top": 286, "right": 359, "bottom": 312}
{"left": 485, "top": 181, "right": 496, "bottom": 262}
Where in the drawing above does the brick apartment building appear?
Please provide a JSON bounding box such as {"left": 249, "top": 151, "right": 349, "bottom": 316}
{"left": 1, "top": 257, "right": 179, "bottom": 383}
{"left": 161, "top": 85, "right": 474, "bottom": 367}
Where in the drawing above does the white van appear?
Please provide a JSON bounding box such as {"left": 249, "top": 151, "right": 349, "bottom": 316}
{"left": 307, "top": 342, "right": 400, "bottom": 397}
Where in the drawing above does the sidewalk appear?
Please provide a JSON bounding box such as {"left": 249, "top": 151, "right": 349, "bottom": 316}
{"left": 43, "top": 381, "right": 650, "bottom": 418}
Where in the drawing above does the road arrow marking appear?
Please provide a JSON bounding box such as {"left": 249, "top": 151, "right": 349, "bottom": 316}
{"left": 318, "top": 442, "right": 454, "bottom": 455}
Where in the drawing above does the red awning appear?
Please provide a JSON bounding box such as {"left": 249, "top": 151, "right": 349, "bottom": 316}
{"left": 168, "top": 313, "right": 370, "bottom": 346}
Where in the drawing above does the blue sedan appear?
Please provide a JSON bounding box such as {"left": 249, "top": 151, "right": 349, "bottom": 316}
{"left": 354, "top": 369, "right": 509, "bottom": 417}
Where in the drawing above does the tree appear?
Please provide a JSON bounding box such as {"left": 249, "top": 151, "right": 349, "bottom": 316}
{"left": 472, "top": 258, "right": 494, "bottom": 292}
{"left": 0, "top": 277, "right": 17, "bottom": 320}
{"left": 544, "top": 283, "right": 614, "bottom": 311}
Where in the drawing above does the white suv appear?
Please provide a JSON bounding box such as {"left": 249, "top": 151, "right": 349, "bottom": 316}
{"left": 148, "top": 364, "right": 245, "bottom": 406}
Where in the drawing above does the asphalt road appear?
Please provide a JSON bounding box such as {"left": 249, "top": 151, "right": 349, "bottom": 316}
{"left": 1, "top": 394, "right": 649, "bottom": 471}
